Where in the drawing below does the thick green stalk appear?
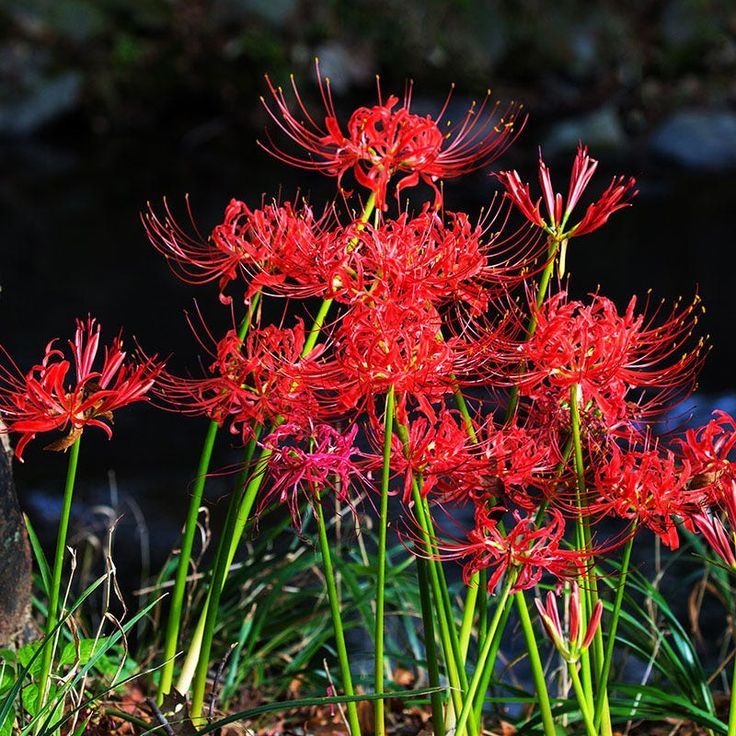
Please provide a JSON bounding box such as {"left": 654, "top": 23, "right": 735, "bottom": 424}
{"left": 411, "top": 486, "right": 473, "bottom": 735}
{"left": 420, "top": 497, "right": 471, "bottom": 693}
{"left": 315, "top": 494, "right": 362, "bottom": 736}
{"left": 176, "top": 431, "right": 261, "bottom": 695}
{"left": 158, "top": 419, "right": 218, "bottom": 701}
{"left": 478, "top": 568, "right": 488, "bottom": 643}
{"left": 454, "top": 577, "right": 514, "bottom": 736}
{"left": 374, "top": 385, "right": 395, "bottom": 736}
{"left": 569, "top": 662, "right": 597, "bottom": 736}
{"left": 729, "top": 647, "right": 736, "bottom": 736}
{"left": 472, "top": 590, "right": 513, "bottom": 723}
{"left": 515, "top": 590, "right": 557, "bottom": 736}
{"left": 189, "top": 444, "right": 266, "bottom": 721}
{"left": 458, "top": 579, "right": 479, "bottom": 661}
{"left": 416, "top": 556, "right": 445, "bottom": 736}
{"left": 158, "top": 295, "right": 261, "bottom": 702}
{"left": 37, "top": 435, "right": 82, "bottom": 712}
{"left": 505, "top": 237, "right": 560, "bottom": 422}
{"left": 594, "top": 527, "right": 636, "bottom": 732}
{"left": 570, "top": 384, "right": 612, "bottom": 734}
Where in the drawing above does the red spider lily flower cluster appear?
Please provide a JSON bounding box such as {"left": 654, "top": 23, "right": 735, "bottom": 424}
{"left": 498, "top": 144, "right": 637, "bottom": 241}
{"left": 676, "top": 411, "right": 736, "bottom": 568}
{"left": 156, "top": 320, "right": 322, "bottom": 441}
{"left": 535, "top": 582, "right": 603, "bottom": 663}
{"left": 592, "top": 442, "right": 698, "bottom": 549}
{"left": 261, "top": 62, "right": 523, "bottom": 210}
{"left": 0, "top": 318, "right": 161, "bottom": 460}
{"left": 140, "top": 64, "right": 733, "bottom": 597}
{"left": 260, "top": 422, "right": 366, "bottom": 526}
{"left": 499, "top": 291, "right": 706, "bottom": 432}
{"left": 144, "top": 198, "right": 340, "bottom": 304}
{"left": 438, "top": 507, "right": 582, "bottom": 593}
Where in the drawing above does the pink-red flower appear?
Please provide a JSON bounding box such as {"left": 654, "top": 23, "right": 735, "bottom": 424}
{"left": 144, "top": 197, "right": 340, "bottom": 303}
{"left": 0, "top": 318, "right": 161, "bottom": 460}
{"left": 691, "top": 511, "right": 736, "bottom": 569}
{"left": 439, "top": 506, "right": 581, "bottom": 593}
{"left": 261, "top": 63, "right": 523, "bottom": 209}
{"left": 503, "top": 291, "right": 706, "bottom": 431}
{"left": 497, "top": 144, "right": 637, "bottom": 240}
{"left": 535, "top": 582, "right": 603, "bottom": 662}
{"left": 677, "top": 411, "right": 736, "bottom": 509}
{"left": 592, "top": 443, "right": 698, "bottom": 549}
{"left": 156, "top": 320, "right": 323, "bottom": 439}
{"left": 261, "top": 421, "right": 366, "bottom": 526}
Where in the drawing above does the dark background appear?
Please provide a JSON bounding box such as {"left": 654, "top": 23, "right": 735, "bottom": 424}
{"left": 1, "top": 0, "right": 735, "bottom": 594}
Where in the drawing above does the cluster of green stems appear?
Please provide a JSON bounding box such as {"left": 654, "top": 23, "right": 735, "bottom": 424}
{"left": 34, "top": 221, "right": 726, "bottom": 736}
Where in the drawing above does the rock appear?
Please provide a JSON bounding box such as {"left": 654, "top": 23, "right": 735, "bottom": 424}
{"left": 650, "top": 109, "right": 736, "bottom": 170}
{"left": 543, "top": 106, "right": 626, "bottom": 155}
{"left": 313, "top": 41, "right": 374, "bottom": 94}
{"left": 0, "top": 430, "right": 32, "bottom": 646}
{"left": 0, "top": 71, "right": 81, "bottom": 136}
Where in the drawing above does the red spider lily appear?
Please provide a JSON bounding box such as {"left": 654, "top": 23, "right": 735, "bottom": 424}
{"left": 677, "top": 411, "right": 736, "bottom": 509}
{"left": 497, "top": 144, "right": 637, "bottom": 240}
{"left": 474, "top": 421, "right": 560, "bottom": 511}
{"left": 386, "top": 407, "right": 484, "bottom": 503}
{"left": 261, "top": 62, "right": 523, "bottom": 209}
{"left": 325, "top": 296, "right": 473, "bottom": 417}
{"left": 155, "top": 320, "right": 324, "bottom": 438}
{"left": 343, "top": 204, "right": 544, "bottom": 314}
{"left": 143, "top": 197, "right": 341, "bottom": 303}
{"left": 260, "top": 422, "right": 367, "bottom": 527}
{"left": 438, "top": 506, "right": 582, "bottom": 593}
{"left": 591, "top": 442, "right": 699, "bottom": 549}
{"left": 691, "top": 512, "right": 736, "bottom": 569}
{"left": 535, "top": 582, "right": 603, "bottom": 662}
{"left": 0, "top": 318, "right": 161, "bottom": 460}
{"left": 503, "top": 291, "right": 707, "bottom": 431}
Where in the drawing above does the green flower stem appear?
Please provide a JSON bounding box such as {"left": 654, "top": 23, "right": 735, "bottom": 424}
{"left": 411, "top": 486, "right": 474, "bottom": 736}
{"left": 176, "top": 430, "right": 261, "bottom": 695}
{"left": 729, "top": 644, "right": 736, "bottom": 736}
{"left": 458, "top": 579, "right": 479, "bottom": 661}
{"left": 394, "top": 421, "right": 457, "bottom": 736}
{"left": 594, "top": 526, "right": 636, "bottom": 732}
{"left": 472, "top": 592, "right": 513, "bottom": 724}
{"left": 158, "top": 419, "right": 218, "bottom": 702}
{"left": 505, "top": 236, "right": 560, "bottom": 423}
{"left": 568, "top": 385, "right": 594, "bottom": 702}
{"left": 420, "top": 496, "right": 473, "bottom": 700}
{"left": 158, "top": 293, "right": 261, "bottom": 703}
{"left": 452, "top": 386, "right": 484, "bottom": 665}
{"left": 37, "top": 435, "right": 82, "bottom": 713}
{"left": 374, "top": 385, "right": 395, "bottom": 736}
{"left": 189, "top": 434, "right": 268, "bottom": 721}
{"left": 314, "top": 491, "right": 362, "bottom": 736}
{"left": 515, "top": 590, "right": 557, "bottom": 736}
{"left": 569, "top": 662, "right": 597, "bottom": 736}
{"left": 304, "top": 298, "right": 334, "bottom": 357}
{"left": 454, "top": 576, "right": 514, "bottom": 736}
{"left": 478, "top": 568, "right": 488, "bottom": 643}
{"left": 416, "top": 555, "right": 445, "bottom": 736}
{"left": 570, "top": 384, "right": 612, "bottom": 734}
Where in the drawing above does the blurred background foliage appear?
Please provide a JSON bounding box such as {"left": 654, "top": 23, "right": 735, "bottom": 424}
{"left": 1, "top": 0, "right": 735, "bottom": 137}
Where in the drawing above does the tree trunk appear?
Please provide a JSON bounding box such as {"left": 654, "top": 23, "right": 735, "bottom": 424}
{"left": 0, "top": 432, "right": 33, "bottom": 646}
